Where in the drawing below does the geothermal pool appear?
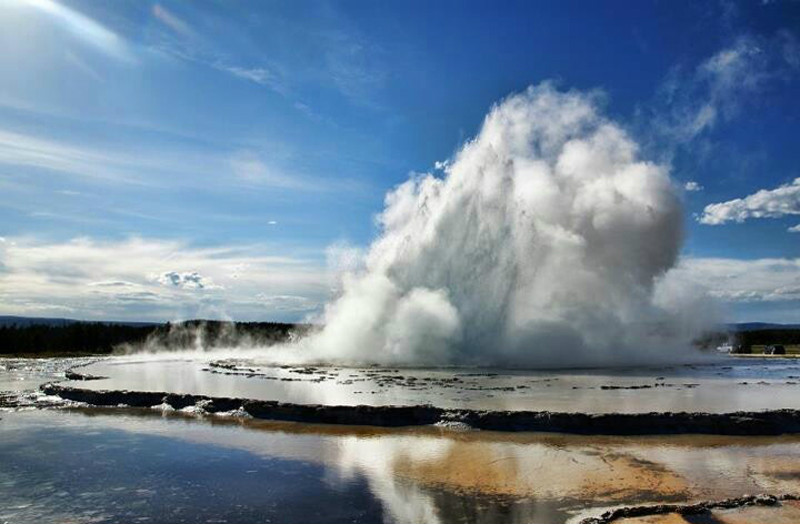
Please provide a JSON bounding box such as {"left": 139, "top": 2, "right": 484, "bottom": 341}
{"left": 5, "top": 407, "right": 800, "bottom": 524}
{"left": 56, "top": 355, "right": 800, "bottom": 413}
{"left": 3, "top": 407, "right": 800, "bottom": 524}
{"left": 4, "top": 355, "right": 800, "bottom": 524}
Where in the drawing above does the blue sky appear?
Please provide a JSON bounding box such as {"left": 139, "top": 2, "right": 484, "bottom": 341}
{"left": 0, "top": 0, "right": 798, "bottom": 323}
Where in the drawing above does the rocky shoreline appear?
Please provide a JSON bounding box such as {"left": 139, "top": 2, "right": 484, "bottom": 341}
{"left": 579, "top": 493, "right": 800, "bottom": 524}
{"left": 41, "top": 380, "right": 800, "bottom": 435}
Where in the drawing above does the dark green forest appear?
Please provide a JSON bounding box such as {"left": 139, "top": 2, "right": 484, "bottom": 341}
{"left": 694, "top": 329, "right": 800, "bottom": 353}
{"left": 2, "top": 319, "right": 798, "bottom": 357}
{"left": 737, "top": 329, "right": 800, "bottom": 350}
{"left": 0, "top": 320, "right": 308, "bottom": 355}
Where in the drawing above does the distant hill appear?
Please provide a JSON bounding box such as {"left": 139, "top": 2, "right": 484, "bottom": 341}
{"left": 4, "top": 315, "right": 797, "bottom": 331}
{"left": 727, "top": 322, "right": 800, "bottom": 332}
{"left": 0, "top": 316, "right": 159, "bottom": 328}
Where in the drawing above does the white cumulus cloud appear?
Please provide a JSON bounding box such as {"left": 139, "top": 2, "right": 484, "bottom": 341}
{"left": 155, "top": 271, "right": 220, "bottom": 290}
{"left": 699, "top": 178, "right": 800, "bottom": 225}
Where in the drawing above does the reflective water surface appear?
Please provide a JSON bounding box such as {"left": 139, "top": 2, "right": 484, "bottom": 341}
{"left": 0, "top": 357, "right": 97, "bottom": 394}
{"left": 70, "top": 355, "right": 800, "bottom": 413}
{"left": 4, "top": 408, "right": 800, "bottom": 523}
{"left": 4, "top": 356, "right": 800, "bottom": 524}
{"left": 0, "top": 357, "right": 99, "bottom": 409}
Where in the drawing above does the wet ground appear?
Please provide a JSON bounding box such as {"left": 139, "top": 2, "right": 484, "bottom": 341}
{"left": 3, "top": 356, "right": 800, "bottom": 523}
{"left": 4, "top": 407, "right": 800, "bottom": 523}
{"left": 616, "top": 500, "right": 800, "bottom": 523}
{"left": 63, "top": 355, "right": 800, "bottom": 413}
{"left": 0, "top": 357, "right": 99, "bottom": 409}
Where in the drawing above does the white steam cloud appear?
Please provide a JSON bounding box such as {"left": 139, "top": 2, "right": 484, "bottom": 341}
{"left": 282, "top": 84, "right": 708, "bottom": 368}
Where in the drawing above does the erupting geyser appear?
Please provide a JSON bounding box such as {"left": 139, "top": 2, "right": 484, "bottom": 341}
{"left": 291, "top": 83, "right": 711, "bottom": 367}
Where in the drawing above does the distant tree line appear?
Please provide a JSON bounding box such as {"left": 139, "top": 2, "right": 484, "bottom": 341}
{"left": 0, "top": 320, "right": 309, "bottom": 355}
{"left": 3, "top": 320, "right": 797, "bottom": 356}
{"left": 694, "top": 329, "right": 800, "bottom": 353}
{"left": 737, "top": 329, "right": 800, "bottom": 349}
{"left": 136, "top": 320, "right": 311, "bottom": 352}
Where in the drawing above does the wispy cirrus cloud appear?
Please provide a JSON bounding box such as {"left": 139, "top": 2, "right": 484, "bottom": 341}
{"left": 320, "top": 28, "right": 388, "bottom": 107}
{"left": 228, "top": 149, "right": 327, "bottom": 191}
{"left": 663, "top": 38, "right": 766, "bottom": 141}
{"left": 650, "top": 34, "right": 798, "bottom": 144}
{"left": 254, "top": 293, "right": 321, "bottom": 312}
{"left": 14, "top": 0, "right": 131, "bottom": 61}
{"left": 148, "top": 4, "right": 290, "bottom": 96}
{"left": 0, "top": 127, "right": 340, "bottom": 193}
{"left": 699, "top": 178, "right": 800, "bottom": 230}
{"left": 0, "top": 129, "right": 142, "bottom": 184}
{"left": 667, "top": 257, "right": 800, "bottom": 304}
{"left": 778, "top": 29, "right": 800, "bottom": 70}
{"left": 151, "top": 4, "right": 192, "bottom": 37}
{"left": 221, "top": 66, "right": 272, "bottom": 86}
{"left": 0, "top": 236, "right": 331, "bottom": 321}
{"left": 146, "top": 3, "right": 386, "bottom": 113}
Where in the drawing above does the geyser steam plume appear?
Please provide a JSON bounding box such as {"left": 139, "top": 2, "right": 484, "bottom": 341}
{"left": 293, "top": 84, "right": 710, "bottom": 367}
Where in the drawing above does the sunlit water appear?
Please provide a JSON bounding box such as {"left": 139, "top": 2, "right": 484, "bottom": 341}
{"left": 66, "top": 355, "right": 800, "bottom": 413}
{"left": 4, "top": 355, "right": 800, "bottom": 523}
{"left": 0, "top": 357, "right": 99, "bottom": 409}
{"left": 4, "top": 408, "right": 800, "bottom": 524}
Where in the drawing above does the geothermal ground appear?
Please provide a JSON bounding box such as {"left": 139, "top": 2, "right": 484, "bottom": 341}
{"left": 4, "top": 355, "right": 800, "bottom": 523}
{"left": 56, "top": 355, "right": 800, "bottom": 413}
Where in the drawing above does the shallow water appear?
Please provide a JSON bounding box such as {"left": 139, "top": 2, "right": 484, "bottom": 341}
{"left": 617, "top": 500, "right": 800, "bottom": 523}
{"left": 69, "top": 355, "right": 800, "bottom": 413}
{"left": 5, "top": 356, "right": 800, "bottom": 524}
{"left": 0, "top": 410, "right": 385, "bottom": 524}
{"left": 3, "top": 408, "right": 800, "bottom": 524}
{"left": 0, "top": 357, "right": 97, "bottom": 393}
{"left": 0, "top": 357, "right": 98, "bottom": 409}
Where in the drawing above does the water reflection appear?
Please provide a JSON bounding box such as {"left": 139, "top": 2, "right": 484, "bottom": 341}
{"left": 0, "top": 357, "right": 97, "bottom": 394}
{"left": 72, "top": 355, "right": 800, "bottom": 413}
{"left": 4, "top": 409, "right": 800, "bottom": 524}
